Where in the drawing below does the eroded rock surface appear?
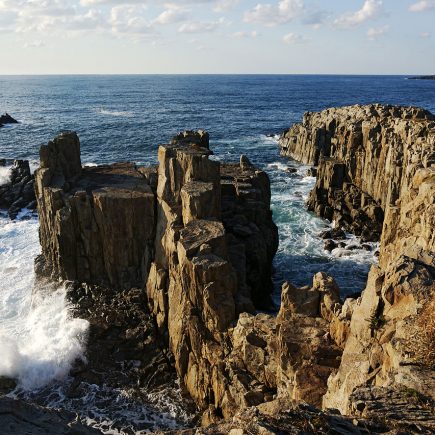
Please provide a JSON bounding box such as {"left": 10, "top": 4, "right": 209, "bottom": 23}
{"left": 280, "top": 104, "right": 434, "bottom": 242}
{"left": 35, "top": 132, "right": 156, "bottom": 289}
{"left": 280, "top": 105, "right": 435, "bottom": 424}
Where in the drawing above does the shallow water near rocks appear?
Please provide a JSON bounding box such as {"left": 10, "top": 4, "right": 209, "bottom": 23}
{"left": 1, "top": 75, "right": 434, "bottom": 432}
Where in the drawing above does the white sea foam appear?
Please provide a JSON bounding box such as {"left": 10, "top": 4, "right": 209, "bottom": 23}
{"left": 0, "top": 214, "right": 89, "bottom": 390}
{"left": 95, "top": 108, "right": 134, "bottom": 117}
{"left": 267, "top": 161, "right": 290, "bottom": 172}
{"left": 0, "top": 165, "right": 11, "bottom": 185}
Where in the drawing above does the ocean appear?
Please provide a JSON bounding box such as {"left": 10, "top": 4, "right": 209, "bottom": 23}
{"left": 1, "top": 75, "right": 434, "bottom": 432}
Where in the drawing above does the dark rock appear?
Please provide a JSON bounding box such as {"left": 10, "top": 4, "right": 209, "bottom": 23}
{"left": 319, "top": 228, "right": 346, "bottom": 240}
{"left": 240, "top": 154, "right": 253, "bottom": 171}
{"left": 0, "top": 113, "right": 18, "bottom": 125}
{"left": 0, "top": 159, "right": 36, "bottom": 219}
{"left": 306, "top": 167, "right": 318, "bottom": 177}
{"left": 324, "top": 239, "right": 337, "bottom": 251}
{"left": 0, "top": 397, "right": 101, "bottom": 434}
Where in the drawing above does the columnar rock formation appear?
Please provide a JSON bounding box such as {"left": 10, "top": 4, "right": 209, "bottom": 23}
{"left": 34, "top": 132, "right": 156, "bottom": 289}
{"left": 280, "top": 104, "right": 435, "bottom": 418}
{"left": 280, "top": 104, "right": 434, "bottom": 242}
{"left": 34, "top": 116, "right": 434, "bottom": 432}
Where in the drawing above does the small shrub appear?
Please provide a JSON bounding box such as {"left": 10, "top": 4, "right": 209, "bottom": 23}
{"left": 367, "top": 311, "right": 385, "bottom": 331}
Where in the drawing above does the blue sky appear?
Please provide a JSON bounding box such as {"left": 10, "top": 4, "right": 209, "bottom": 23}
{"left": 0, "top": 0, "right": 434, "bottom": 74}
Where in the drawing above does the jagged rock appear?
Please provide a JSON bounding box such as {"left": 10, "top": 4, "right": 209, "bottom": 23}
{"left": 0, "top": 159, "right": 36, "bottom": 219}
{"left": 323, "top": 256, "right": 435, "bottom": 414}
{"left": 319, "top": 228, "right": 346, "bottom": 240}
{"left": 0, "top": 113, "right": 18, "bottom": 126}
{"left": 220, "top": 163, "right": 278, "bottom": 309}
{"left": 324, "top": 239, "right": 337, "bottom": 251}
{"left": 281, "top": 105, "right": 435, "bottom": 421}
{"left": 306, "top": 167, "right": 317, "bottom": 177}
{"left": 239, "top": 154, "right": 253, "bottom": 171}
{"left": 156, "top": 397, "right": 413, "bottom": 434}
{"left": 35, "top": 132, "right": 156, "bottom": 289}
{"left": 0, "top": 397, "right": 101, "bottom": 434}
{"left": 349, "top": 386, "right": 435, "bottom": 433}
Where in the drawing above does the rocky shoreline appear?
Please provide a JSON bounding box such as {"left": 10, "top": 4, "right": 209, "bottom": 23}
{"left": 1, "top": 104, "right": 434, "bottom": 433}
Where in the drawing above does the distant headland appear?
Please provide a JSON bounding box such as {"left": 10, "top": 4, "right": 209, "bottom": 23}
{"left": 407, "top": 75, "right": 435, "bottom": 80}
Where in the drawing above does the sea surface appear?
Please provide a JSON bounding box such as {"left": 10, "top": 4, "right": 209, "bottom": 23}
{"left": 1, "top": 75, "right": 434, "bottom": 432}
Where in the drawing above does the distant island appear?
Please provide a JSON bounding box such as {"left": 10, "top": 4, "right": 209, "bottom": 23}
{"left": 408, "top": 75, "right": 435, "bottom": 80}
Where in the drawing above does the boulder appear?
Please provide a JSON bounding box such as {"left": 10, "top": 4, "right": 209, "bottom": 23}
{"left": 0, "top": 159, "right": 36, "bottom": 219}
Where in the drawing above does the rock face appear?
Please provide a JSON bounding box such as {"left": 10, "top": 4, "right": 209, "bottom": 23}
{"left": 280, "top": 104, "right": 434, "bottom": 242}
{"left": 280, "top": 105, "right": 435, "bottom": 421}
{"left": 146, "top": 131, "right": 279, "bottom": 418}
{"left": 0, "top": 159, "right": 36, "bottom": 218}
{"left": 34, "top": 121, "right": 434, "bottom": 431}
{"left": 35, "top": 132, "right": 156, "bottom": 289}
{"left": 35, "top": 130, "right": 281, "bottom": 421}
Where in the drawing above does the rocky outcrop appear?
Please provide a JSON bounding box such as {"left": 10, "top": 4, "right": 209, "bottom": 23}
{"left": 0, "top": 159, "right": 36, "bottom": 218}
{"left": 34, "top": 120, "right": 434, "bottom": 431}
{"left": 35, "top": 130, "right": 280, "bottom": 421}
{"left": 280, "top": 104, "right": 434, "bottom": 242}
{"left": 0, "top": 113, "right": 18, "bottom": 127}
{"left": 34, "top": 132, "right": 156, "bottom": 289}
{"left": 280, "top": 105, "right": 435, "bottom": 420}
{"left": 145, "top": 132, "right": 278, "bottom": 419}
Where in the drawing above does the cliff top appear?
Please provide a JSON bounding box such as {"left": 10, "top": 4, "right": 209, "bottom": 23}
{"left": 304, "top": 103, "right": 435, "bottom": 123}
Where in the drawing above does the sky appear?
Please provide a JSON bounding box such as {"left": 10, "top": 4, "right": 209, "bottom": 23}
{"left": 0, "top": 0, "right": 434, "bottom": 74}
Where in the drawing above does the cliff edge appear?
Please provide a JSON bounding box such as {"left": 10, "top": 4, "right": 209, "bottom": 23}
{"left": 280, "top": 104, "right": 435, "bottom": 418}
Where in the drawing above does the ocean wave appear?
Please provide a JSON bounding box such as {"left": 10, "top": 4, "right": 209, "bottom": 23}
{"left": 0, "top": 165, "right": 11, "bottom": 185}
{"left": 0, "top": 215, "right": 89, "bottom": 390}
{"left": 94, "top": 108, "right": 134, "bottom": 117}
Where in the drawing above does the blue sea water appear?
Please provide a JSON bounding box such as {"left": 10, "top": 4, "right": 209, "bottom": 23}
{"left": 1, "top": 75, "right": 434, "bottom": 432}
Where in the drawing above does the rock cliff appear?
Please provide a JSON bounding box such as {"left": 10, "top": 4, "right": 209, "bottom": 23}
{"left": 34, "top": 132, "right": 156, "bottom": 289}
{"left": 32, "top": 118, "right": 434, "bottom": 431}
{"left": 280, "top": 104, "right": 435, "bottom": 419}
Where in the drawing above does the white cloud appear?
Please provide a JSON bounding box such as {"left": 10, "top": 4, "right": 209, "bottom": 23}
{"left": 214, "top": 0, "right": 239, "bottom": 12}
{"left": 244, "top": 0, "right": 304, "bottom": 26}
{"left": 24, "top": 40, "right": 46, "bottom": 48}
{"left": 420, "top": 31, "right": 431, "bottom": 38}
{"left": 109, "top": 5, "right": 153, "bottom": 35}
{"left": 232, "top": 30, "right": 258, "bottom": 38}
{"left": 178, "top": 17, "right": 226, "bottom": 33}
{"left": 409, "top": 0, "right": 435, "bottom": 12}
{"left": 367, "top": 25, "right": 388, "bottom": 40}
{"left": 334, "top": 0, "right": 383, "bottom": 29}
{"left": 283, "top": 32, "right": 309, "bottom": 44}
{"left": 153, "top": 5, "right": 187, "bottom": 25}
